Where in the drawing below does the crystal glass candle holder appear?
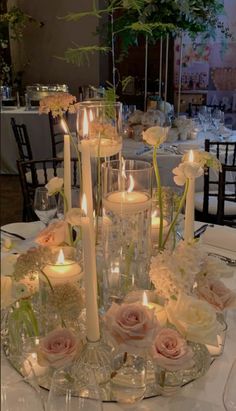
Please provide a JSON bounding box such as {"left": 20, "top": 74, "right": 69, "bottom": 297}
{"left": 77, "top": 101, "right": 123, "bottom": 158}
{"left": 101, "top": 159, "right": 153, "bottom": 309}
{"left": 151, "top": 187, "right": 174, "bottom": 251}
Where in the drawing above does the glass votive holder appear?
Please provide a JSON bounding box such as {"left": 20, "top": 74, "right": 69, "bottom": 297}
{"left": 101, "top": 160, "right": 153, "bottom": 309}
{"left": 76, "top": 101, "right": 123, "bottom": 158}
{"left": 39, "top": 246, "right": 84, "bottom": 333}
{"left": 151, "top": 187, "right": 174, "bottom": 251}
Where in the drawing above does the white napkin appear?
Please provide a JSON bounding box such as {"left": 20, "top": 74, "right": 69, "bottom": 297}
{"left": 202, "top": 225, "right": 236, "bottom": 253}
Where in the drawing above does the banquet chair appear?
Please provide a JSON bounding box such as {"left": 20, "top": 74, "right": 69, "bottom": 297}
{"left": 48, "top": 111, "right": 68, "bottom": 157}
{"left": 17, "top": 158, "right": 80, "bottom": 222}
{"left": 11, "top": 118, "right": 33, "bottom": 162}
{"left": 195, "top": 140, "right": 236, "bottom": 226}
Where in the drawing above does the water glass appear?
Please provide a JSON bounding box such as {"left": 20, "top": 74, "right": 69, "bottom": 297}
{"left": 34, "top": 187, "right": 57, "bottom": 225}
{"left": 47, "top": 366, "right": 103, "bottom": 411}
{"left": 223, "top": 359, "right": 236, "bottom": 410}
{"left": 1, "top": 356, "right": 45, "bottom": 411}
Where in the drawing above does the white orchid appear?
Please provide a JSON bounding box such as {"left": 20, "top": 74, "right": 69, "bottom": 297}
{"left": 173, "top": 163, "right": 203, "bottom": 186}
{"left": 142, "top": 126, "right": 169, "bottom": 147}
{"left": 45, "top": 177, "right": 64, "bottom": 196}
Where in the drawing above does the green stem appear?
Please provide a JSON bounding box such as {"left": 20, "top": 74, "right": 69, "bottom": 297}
{"left": 153, "top": 145, "right": 163, "bottom": 250}
{"left": 162, "top": 179, "right": 189, "bottom": 249}
{"left": 124, "top": 242, "right": 135, "bottom": 291}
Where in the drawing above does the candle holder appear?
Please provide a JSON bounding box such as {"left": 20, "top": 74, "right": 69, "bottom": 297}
{"left": 77, "top": 101, "right": 122, "bottom": 158}
{"left": 151, "top": 187, "right": 174, "bottom": 252}
{"left": 73, "top": 339, "right": 112, "bottom": 400}
{"left": 39, "top": 246, "right": 84, "bottom": 334}
{"left": 101, "top": 160, "right": 153, "bottom": 309}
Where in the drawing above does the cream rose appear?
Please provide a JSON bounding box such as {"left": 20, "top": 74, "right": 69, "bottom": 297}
{"left": 104, "top": 302, "right": 160, "bottom": 352}
{"left": 197, "top": 279, "right": 236, "bottom": 311}
{"left": 46, "top": 177, "right": 64, "bottom": 195}
{"left": 35, "top": 221, "right": 67, "bottom": 246}
{"left": 142, "top": 126, "right": 169, "bottom": 147}
{"left": 166, "top": 293, "right": 218, "bottom": 346}
{"left": 37, "top": 328, "right": 80, "bottom": 368}
{"left": 151, "top": 328, "right": 194, "bottom": 371}
{"left": 65, "top": 208, "right": 82, "bottom": 227}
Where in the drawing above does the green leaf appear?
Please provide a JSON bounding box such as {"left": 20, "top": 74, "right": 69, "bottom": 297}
{"left": 62, "top": 45, "right": 110, "bottom": 66}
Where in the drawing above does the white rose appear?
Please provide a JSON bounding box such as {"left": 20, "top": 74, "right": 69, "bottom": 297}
{"left": 46, "top": 177, "right": 64, "bottom": 195}
{"left": 166, "top": 293, "right": 218, "bottom": 346}
{"left": 65, "top": 208, "right": 82, "bottom": 227}
{"left": 142, "top": 126, "right": 169, "bottom": 146}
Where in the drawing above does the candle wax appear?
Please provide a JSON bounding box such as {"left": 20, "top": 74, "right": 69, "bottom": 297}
{"left": 43, "top": 260, "right": 82, "bottom": 285}
{"left": 103, "top": 191, "right": 151, "bottom": 214}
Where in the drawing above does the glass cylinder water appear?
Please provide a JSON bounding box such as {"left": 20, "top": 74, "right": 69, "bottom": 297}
{"left": 76, "top": 101, "right": 123, "bottom": 158}
{"left": 101, "top": 160, "right": 153, "bottom": 308}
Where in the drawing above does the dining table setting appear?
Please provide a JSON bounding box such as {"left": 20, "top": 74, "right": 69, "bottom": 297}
{"left": 1, "top": 97, "right": 236, "bottom": 411}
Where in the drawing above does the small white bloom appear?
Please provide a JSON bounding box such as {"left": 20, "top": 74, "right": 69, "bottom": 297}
{"left": 65, "top": 208, "right": 82, "bottom": 227}
{"left": 182, "top": 150, "right": 222, "bottom": 172}
{"left": 173, "top": 163, "right": 203, "bottom": 186}
{"left": 142, "top": 126, "right": 169, "bottom": 147}
{"left": 46, "top": 177, "right": 64, "bottom": 195}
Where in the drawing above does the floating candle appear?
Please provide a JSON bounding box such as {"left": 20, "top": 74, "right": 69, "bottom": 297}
{"left": 43, "top": 249, "right": 82, "bottom": 286}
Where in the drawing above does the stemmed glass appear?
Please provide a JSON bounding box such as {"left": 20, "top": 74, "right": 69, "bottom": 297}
{"left": 57, "top": 187, "right": 80, "bottom": 220}
{"left": 47, "top": 366, "right": 103, "bottom": 411}
{"left": 33, "top": 187, "right": 57, "bottom": 226}
{"left": 1, "top": 356, "right": 45, "bottom": 411}
{"left": 223, "top": 359, "right": 236, "bottom": 410}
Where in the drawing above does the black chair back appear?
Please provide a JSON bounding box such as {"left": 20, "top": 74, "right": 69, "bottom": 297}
{"left": 17, "top": 158, "right": 80, "bottom": 221}
{"left": 11, "top": 118, "right": 33, "bottom": 161}
{"left": 198, "top": 140, "right": 236, "bottom": 226}
{"left": 48, "top": 111, "right": 68, "bottom": 157}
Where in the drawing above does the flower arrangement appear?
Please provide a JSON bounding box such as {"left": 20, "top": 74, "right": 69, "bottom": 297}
{"left": 39, "top": 92, "right": 76, "bottom": 118}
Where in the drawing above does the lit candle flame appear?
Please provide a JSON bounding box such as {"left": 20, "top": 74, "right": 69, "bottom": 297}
{"left": 83, "top": 109, "right": 89, "bottom": 138}
{"left": 142, "top": 291, "right": 148, "bottom": 306}
{"left": 89, "top": 109, "right": 94, "bottom": 122}
{"left": 127, "top": 175, "right": 134, "bottom": 193}
{"left": 56, "top": 249, "right": 65, "bottom": 265}
{"left": 152, "top": 210, "right": 158, "bottom": 218}
{"left": 82, "top": 193, "right": 87, "bottom": 216}
{"left": 61, "top": 119, "right": 69, "bottom": 134}
{"left": 189, "top": 150, "right": 194, "bottom": 163}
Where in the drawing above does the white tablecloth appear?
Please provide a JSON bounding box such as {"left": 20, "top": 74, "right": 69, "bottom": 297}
{"left": 1, "top": 222, "right": 236, "bottom": 411}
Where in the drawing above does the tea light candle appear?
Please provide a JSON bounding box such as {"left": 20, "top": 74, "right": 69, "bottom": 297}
{"left": 43, "top": 249, "right": 82, "bottom": 286}
{"left": 151, "top": 214, "right": 169, "bottom": 243}
{"left": 103, "top": 176, "right": 151, "bottom": 215}
{"left": 78, "top": 138, "right": 122, "bottom": 158}
{"left": 142, "top": 291, "right": 167, "bottom": 327}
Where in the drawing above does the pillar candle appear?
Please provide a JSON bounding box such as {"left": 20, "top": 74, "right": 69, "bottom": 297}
{"left": 81, "top": 195, "right": 100, "bottom": 342}
{"left": 164, "top": 34, "right": 169, "bottom": 117}
{"left": 184, "top": 150, "right": 196, "bottom": 242}
{"left": 64, "top": 134, "right": 72, "bottom": 210}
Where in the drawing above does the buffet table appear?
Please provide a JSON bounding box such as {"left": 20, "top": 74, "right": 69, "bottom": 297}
{"left": 1, "top": 222, "right": 236, "bottom": 411}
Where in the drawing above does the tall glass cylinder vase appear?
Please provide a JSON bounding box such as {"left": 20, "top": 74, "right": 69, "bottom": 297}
{"left": 101, "top": 160, "right": 153, "bottom": 309}
{"left": 76, "top": 101, "right": 123, "bottom": 158}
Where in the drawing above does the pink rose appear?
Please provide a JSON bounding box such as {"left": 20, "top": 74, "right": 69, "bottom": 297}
{"left": 37, "top": 328, "right": 80, "bottom": 368}
{"left": 151, "top": 328, "right": 194, "bottom": 371}
{"left": 104, "top": 302, "right": 160, "bottom": 352}
{"left": 197, "top": 279, "right": 236, "bottom": 311}
{"left": 35, "top": 221, "right": 67, "bottom": 246}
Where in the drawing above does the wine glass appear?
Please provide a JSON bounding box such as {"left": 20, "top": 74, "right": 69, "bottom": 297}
{"left": 47, "top": 366, "right": 103, "bottom": 411}
{"left": 57, "top": 187, "right": 80, "bottom": 220}
{"left": 1, "top": 356, "right": 45, "bottom": 411}
{"left": 223, "top": 359, "right": 236, "bottom": 410}
{"left": 34, "top": 187, "right": 57, "bottom": 226}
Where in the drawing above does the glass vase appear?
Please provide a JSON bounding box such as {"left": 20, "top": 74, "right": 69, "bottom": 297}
{"left": 155, "top": 365, "right": 183, "bottom": 396}
{"left": 76, "top": 101, "right": 123, "bottom": 158}
{"left": 101, "top": 159, "right": 153, "bottom": 309}
{"left": 110, "top": 351, "right": 147, "bottom": 404}
{"left": 39, "top": 246, "right": 84, "bottom": 333}
{"left": 151, "top": 186, "right": 174, "bottom": 252}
